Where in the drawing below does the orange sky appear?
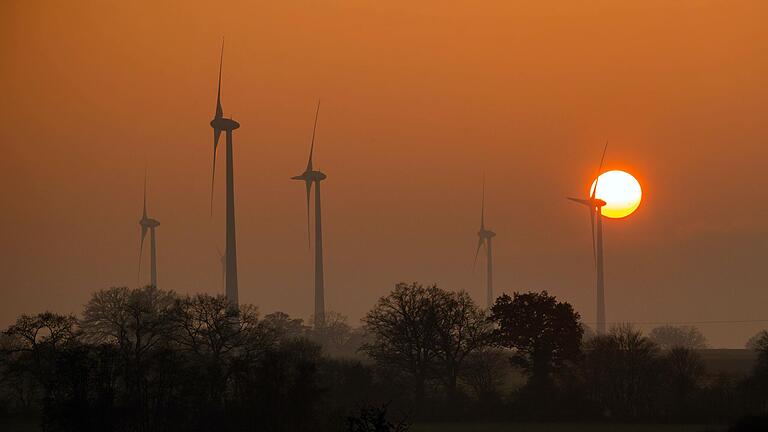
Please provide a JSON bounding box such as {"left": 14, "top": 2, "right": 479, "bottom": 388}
{"left": 1, "top": 1, "right": 767, "bottom": 347}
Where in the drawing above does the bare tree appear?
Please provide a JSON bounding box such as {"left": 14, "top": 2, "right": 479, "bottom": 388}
{"left": 2, "top": 312, "right": 80, "bottom": 415}
{"left": 82, "top": 286, "right": 176, "bottom": 358}
{"left": 433, "top": 290, "right": 491, "bottom": 400}
{"left": 362, "top": 283, "right": 491, "bottom": 404}
{"left": 361, "top": 283, "right": 444, "bottom": 401}
{"left": 648, "top": 325, "right": 707, "bottom": 350}
{"left": 5, "top": 312, "right": 79, "bottom": 351}
{"left": 169, "top": 294, "right": 266, "bottom": 358}
{"left": 81, "top": 286, "right": 177, "bottom": 430}
{"left": 167, "top": 294, "right": 269, "bottom": 406}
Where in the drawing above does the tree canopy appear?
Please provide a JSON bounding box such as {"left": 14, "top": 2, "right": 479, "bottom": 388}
{"left": 489, "top": 291, "right": 583, "bottom": 386}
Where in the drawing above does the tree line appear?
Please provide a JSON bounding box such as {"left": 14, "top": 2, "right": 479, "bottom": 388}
{"left": 2, "top": 283, "right": 768, "bottom": 431}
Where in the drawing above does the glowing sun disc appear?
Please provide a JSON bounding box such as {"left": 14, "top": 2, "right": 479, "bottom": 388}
{"left": 589, "top": 170, "right": 642, "bottom": 219}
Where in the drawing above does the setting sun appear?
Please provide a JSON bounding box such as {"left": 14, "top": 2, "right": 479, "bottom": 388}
{"left": 590, "top": 170, "right": 642, "bottom": 218}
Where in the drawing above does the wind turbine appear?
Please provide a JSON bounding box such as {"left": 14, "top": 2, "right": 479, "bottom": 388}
{"left": 138, "top": 173, "right": 160, "bottom": 287}
{"left": 292, "top": 101, "right": 327, "bottom": 329}
{"left": 474, "top": 179, "right": 496, "bottom": 309}
{"left": 210, "top": 40, "right": 241, "bottom": 308}
{"left": 568, "top": 141, "right": 609, "bottom": 335}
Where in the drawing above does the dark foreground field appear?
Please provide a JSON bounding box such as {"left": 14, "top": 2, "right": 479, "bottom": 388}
{"left": 0, "top": 417, "right": 39, "bottom": 432}
{"left": 413, "top": 423, "right": 725, "bottom": 432}
{"left": 0, "top": 420, "right": 728, "bottom": 432}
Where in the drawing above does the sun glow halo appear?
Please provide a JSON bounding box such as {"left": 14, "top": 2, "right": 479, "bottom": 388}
{"left": 589, "top": 170, "right": 642, "bottom": 219}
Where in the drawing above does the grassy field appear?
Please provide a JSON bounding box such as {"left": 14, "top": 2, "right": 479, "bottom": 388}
{"left": 412, "top": 422, "right": 725, "bottom": 432}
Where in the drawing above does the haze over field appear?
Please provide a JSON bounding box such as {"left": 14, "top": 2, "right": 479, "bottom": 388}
{"left": 1, "top": 1, "right": 767, "bottom": 348}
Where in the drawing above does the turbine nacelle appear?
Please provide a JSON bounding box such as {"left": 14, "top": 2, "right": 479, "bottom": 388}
{"left": 567, "top": 197, "right": 606, "bottom": 209}
{"left": 140, "top": 218, "right": 160, "bottom": 228}
{"left": 292, "top": 170, "right": 326, "bottom": 182}
{"left": 478, "top": 229, "right": 496, "bottom": 239}
{"left": 210, "top": 117, "right": 240, "bottom": 132}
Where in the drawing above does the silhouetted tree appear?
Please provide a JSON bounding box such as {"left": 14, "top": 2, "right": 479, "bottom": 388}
{"left": 741, "top": 329, "right": 768, "bottom": 415}
{"left": 362, "top": 283, "right": 490, "bottom": 410}
{"left": 316, "top": 358, "right": 378, "bottom": 429}
{"left": 82, "top": 286, "right": 176, "bottom": 349}
{"left": 167, "top": 294, "right": 268, "bottom": 411}
{"left": 649, "top": 325, "right": 707, "bottom": 350}
{"left": 237, "top": 337, "right": 324, "bottom": 431}
{"left": 311, "top": 311, "right": 361, "bottom": 357}
{"left": 3, "top": 312, "right": 79, "bottom": 392}
{"left": 261, "top": 311, "right": 308, "bottom": 340}
{"left": 746, "top": 330, "right": 768, "bottom": 350}
{"left": 703, "top": 373, "right": 741, "bottom": 425}
{"left": 583, "top": 324, "right": 662, "bottom": 419}
{"left": 433, "top": 290, "right": 491, "bottom": 404}
{"left": 490, "top": 291, "right": 583, "bottom": 393}
{"left": 5, "top": 312, "right": 79, "bottom": 351}
{"left": 0, "top": 332, "right": 33, "bottom": 411}
{"left": 0, "top": 286, "right": 748, "bottom": 428}
{"left": 3, "top": 312, "right": 83, "bottom": 430}
{"left": 81, "top": 286, "right": 176, "bottom": 430}
{"left": 361, "top": 283, "right": 444, "bottom": 403}
{"left": 661, "top": 347, "right": 705, "bottom": 420}
{"left": 581, "top": 324, "right": 596, "bottom": 345}
{"left": 462, "top": 348, "right": 507, "bottom": 409}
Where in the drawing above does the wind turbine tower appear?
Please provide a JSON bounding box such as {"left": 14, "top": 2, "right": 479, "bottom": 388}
{"left": 568, "top": 142, "right": 608, "bottom": 334}
{"left": 474, "top": 181, "right": 496, "bottom": 309}
{"left": 139, "top": 174, "right": 160, "bottom": 287}
{"left": 292, "top": 101, "right": 327, "bottom": 328}
{"left": 210, "top": 42, "right": 241, "bottom": 307}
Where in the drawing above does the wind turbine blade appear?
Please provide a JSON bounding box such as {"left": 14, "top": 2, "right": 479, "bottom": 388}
{"left": 480, "top": 175, "right": 485, "bottom": 229}
{"left": 473, "top": 237, "right": 484, "bottom": 270}
{"left": 597, "top": 139, "right": 608, "bottom": 174}
{"left": 567, "top": 197, "right": 591, "bottom": 206}
{"left": 305, "top": 179, "right": 312, "bottom": 248}
{"left": 216, "top": 39, "right": 224, "bottom": 119}
{"left": 210, "top": 129, "right": 222, "bottom": 216}
{"left": 138, "top": 225, "right": 148, "bottom": 284}
{"left": 141, "top": 226, "right": 148, "bottom": 252}
{"left": 142, "top": 170, "right": 148, "bottom": 219}
{"left": 307, "top": 99, "right": 320, "bottom": 172}
{"left": 591, "top": 140, "right": 608, "bottom": 200}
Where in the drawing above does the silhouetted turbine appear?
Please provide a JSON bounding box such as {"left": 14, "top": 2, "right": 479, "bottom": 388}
{"left": 139, "top": 172, "right": 160, "bottom": 287}
{"left": 474, "top": 178, "right": 496, "bottom": 309}
{"left": 210, "top": 40, "right": 241, "bottom": 307}
{"left": 292, "top": 101, "right": 327, "bottom": 328}
{"left": 568, "top": 141, "right": 608, "bottom": 334}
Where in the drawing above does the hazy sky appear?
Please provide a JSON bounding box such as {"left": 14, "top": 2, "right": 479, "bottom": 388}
{"left": 1, "top": 1, "right": 767, "bottom": 348}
